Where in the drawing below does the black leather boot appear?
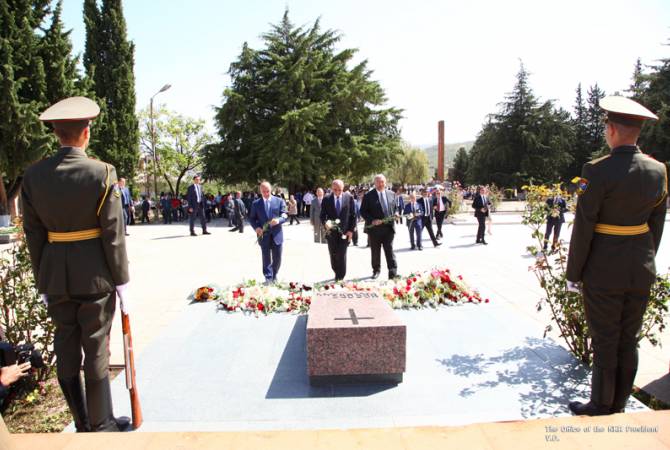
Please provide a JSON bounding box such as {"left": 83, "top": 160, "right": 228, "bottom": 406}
{"left": 58, "top": 375, "right": 91, "bottom": 432}
{"left": 569, "top": 366, "right": 616, "bottom": 416}
{"left": 610, "top": 367, "right": 637, "bottom": 413}
{"left": 86, "top": 376, "right": 132, "bottom": 432}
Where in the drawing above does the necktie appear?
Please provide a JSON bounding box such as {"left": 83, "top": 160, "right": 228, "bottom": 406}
{"left": 424, "top": 198, "right": 429, "bottom": 217}
{"left": 439, "top": 196, "right": 444, "bottom": 211}
{"left": 336, "top": 196, "right": 341, "bottom": 215}
{"left": 379, "top": 192, "right": 389, "bottom": 216}
{"left": 196, "top": 185, "right": 201, "bottom": 203}
{"left": 265, "top": 199, "right": 270, "bottom": 218}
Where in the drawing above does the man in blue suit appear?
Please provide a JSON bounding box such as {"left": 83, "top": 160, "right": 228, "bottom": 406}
{"left": 248, "top": 181, "right": 288, "bottom": 283}
{"left": 186, "top": 175, "right": 210, "bottom": 236}
{"left": 403, "top": 192, "right": 424, "bottom": 250}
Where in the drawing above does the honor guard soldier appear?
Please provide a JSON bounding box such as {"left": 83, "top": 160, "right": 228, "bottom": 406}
{"left": 566, "top": 96, "right": 666, "bottom": 416}
{"left": 21, "top": 97, "right": 132, "bottom": 432}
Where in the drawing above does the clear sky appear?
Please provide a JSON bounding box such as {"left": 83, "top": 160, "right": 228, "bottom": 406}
{"left": 60, "top": 0, "right": 670, "bottom": 146}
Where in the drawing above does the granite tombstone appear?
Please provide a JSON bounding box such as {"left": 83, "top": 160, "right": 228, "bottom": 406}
{"left": 306, "top": 291, "right": 406, "bottom": 385}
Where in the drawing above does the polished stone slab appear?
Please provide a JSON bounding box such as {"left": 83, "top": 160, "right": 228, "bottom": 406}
{"left": 307, "top": 292, "right": 406, "bottom": 384}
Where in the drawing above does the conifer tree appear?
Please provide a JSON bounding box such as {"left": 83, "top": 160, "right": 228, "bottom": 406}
{"left": 585, "top": 84, "right": 607, "bottom": 158}
{"left": 204, "top": 11, "right": 402, "bottom": 188}
{"left": 637, "top": 40, "right": 670, "bottom": 161}
{"left": 83, "top": 0, "right": 139, "bottom": 180}
{"left": 565, "top": 83, "right": 590, "bottom": 177}
{"left": 467, "top": 62, "right": 574, "bottom": 186}
{"left": 0, "top": 0, "right": 49, "bottom": 216}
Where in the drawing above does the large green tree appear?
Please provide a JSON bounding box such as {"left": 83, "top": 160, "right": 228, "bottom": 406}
{"left": 637, "top": 40, "right": 670, "bottom": 161}
{"left": 467, "top": 62, "right": 574, "bottom": 187}
{"left": 204, "top": 11, "right": 402, "bottom": 189}
{"left": 139, "top": 107, "right": 213, "bottom": 196}
{"left": 585, "top": 83, "right": 607, "bottom": 159}
{"left": 451, "top": 146, "right": 469, "bottom": 185}
{"left": 564, "top": 83, "right": 590, "bottom": 179}
{"left": 387, "top": 144, "right": 429, "bottom": 186}
{"left": 83, "top": 0, "right": 139, "bottom": 180}
{"left": 0, "top": 0, "right": 79, "bottom": 217}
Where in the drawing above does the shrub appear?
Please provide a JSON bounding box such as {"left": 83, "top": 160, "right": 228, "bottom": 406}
{"left": 523, "top": 184, "right": 668, "bottom": 364}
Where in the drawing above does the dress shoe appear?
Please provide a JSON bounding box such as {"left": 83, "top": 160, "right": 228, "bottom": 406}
{"left": 481, "top": 240, "right": 488, "bottom": 245}
{"left": 434, "top": 242, "right": 442, "bottom": 247}
{"left": 418, "top": 247, "right": 423, "bottom": 251}
{"left": 371, "top": 271, "right": 380, "bottom": 279}
{"left": 190, "top": 232, "right": 197, "bottom": 236}
{"left": 569, "top": 366, "right": 615, "bottom": 416}
{"left": 389, "top": 272, "right": 400, "bottom": 279}
{"left": 203, "top": 231, "right": 211, "bottom": 235}
{"left": 410, "top": 246, "right": 416, "bottom": 250}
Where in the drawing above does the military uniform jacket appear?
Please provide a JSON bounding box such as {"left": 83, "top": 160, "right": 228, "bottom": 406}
{"left": 566, "top": 145, "right": 667, "bottom": 290}
{"left": 21, "top": 147, "right": 130, "bottom": 295}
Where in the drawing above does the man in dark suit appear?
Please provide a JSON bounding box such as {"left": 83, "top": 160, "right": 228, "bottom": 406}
{"left": 433, "top": 187, "right": 452, "bottom": 239}
{"left": 248, "top": 181, "right": 288, "bottom": 282}
{"left": 403, "top": 192, "right": 424, "bottom": 250}
{"left": 472, "top": 186, "right": 491, "bottom": 244}
{"left": 419, "top": 189, "right": 441, "bottom": 247}
{"left": 22, "top": 97, "right": 131, "bottom": 432}
{"left": 544, "top": 193, "right": 567, "bottom": 252}
{"left": 140, "top": 196, "right": 150, "bottom": 224}
{"left": 360, "top": 174, "right": 398, "bottom": 279}
{"left": 229, "top": 191, "right": 247, "bottom": 233}
{"left": 320, "top": 180, "right": 356, "bottom": 280}
{"left": 186, "top": 175, "right": 210, "bottom": 236}
{"left": 566, "top": 96, "right": 666, "bottom": 416}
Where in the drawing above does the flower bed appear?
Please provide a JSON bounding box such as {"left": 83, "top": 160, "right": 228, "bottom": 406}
{"left": 191, "top": 268, "right": 490, "bottom": 315}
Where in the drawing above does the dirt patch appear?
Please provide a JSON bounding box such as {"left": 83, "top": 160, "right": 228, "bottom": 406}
{"left": 4, "top": 368, "right": 123, "bottom": 433}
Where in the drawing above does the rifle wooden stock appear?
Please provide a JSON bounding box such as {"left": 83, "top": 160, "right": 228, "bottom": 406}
{"left": 121, "top": 313, "right": 143, "bottom": 429}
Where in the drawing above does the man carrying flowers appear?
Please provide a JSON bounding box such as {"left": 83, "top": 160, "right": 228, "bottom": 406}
{"left": 360, "top": 174, "right": 399, "bottom": 279}
{"left": 320, "top": 179, "right": 356, "bottom": 281}
{"left": 248, "top": 181, "right": 288, "bottom": 283}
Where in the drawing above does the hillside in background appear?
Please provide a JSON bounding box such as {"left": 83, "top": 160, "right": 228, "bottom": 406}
{"left": 421, "top": 141, "right": 474, "bottom": 173}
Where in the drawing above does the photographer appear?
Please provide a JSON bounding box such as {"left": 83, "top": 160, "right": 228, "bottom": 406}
{"left": 0, "top": 342, "right": 32, "bottom": 410}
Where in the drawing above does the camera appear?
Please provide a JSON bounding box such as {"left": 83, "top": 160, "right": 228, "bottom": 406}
{"left": 0, "top": 342, "right": 45, "bottom": 369}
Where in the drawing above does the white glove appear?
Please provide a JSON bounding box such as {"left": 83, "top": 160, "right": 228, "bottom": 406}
{"left": 116, "top": 283, "right": 131, "bottom": 315}
{"left": 566, "top": 281, "right": 581, "bottom": 294}
{"left": 40, "top": 294, "right": 48, "bottom": 307}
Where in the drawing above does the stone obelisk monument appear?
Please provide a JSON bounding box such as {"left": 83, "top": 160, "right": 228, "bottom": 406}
{"left": 437, "top": 120, "right": 445, "bottom": 181}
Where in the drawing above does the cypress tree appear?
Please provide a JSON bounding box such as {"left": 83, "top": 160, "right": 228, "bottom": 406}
{"left": 565, "top": 83, "right": 590, "bottom": 177}
{"left": 83, "top": 0, "right": 139, "bottom": 180}
{"left": 585, "top": 84, "right": 607, "bottom": 158}
{"left": 0, "top": 0, "right": 50, "bottom": 217}
{"left": 40, "top": 0, "right": 79, "bottom": 104}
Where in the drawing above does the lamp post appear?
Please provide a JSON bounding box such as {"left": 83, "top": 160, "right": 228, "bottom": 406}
{"left": 149, "top": 83, "right": 171, "bottom": 199}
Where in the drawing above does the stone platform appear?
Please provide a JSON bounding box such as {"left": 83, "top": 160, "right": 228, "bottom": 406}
{"left": 307, "top": 292, "right": 406, "bottom": 385}
{"left": 78, "top": 298, "right": 648, "bottom": 433}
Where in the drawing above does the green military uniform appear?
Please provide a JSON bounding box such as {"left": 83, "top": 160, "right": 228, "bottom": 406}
{"left": 21, "top": 97, "right": 131, "bottom": 432}
{"left": 566, "top": 96, "right": 666, "bottom": 416}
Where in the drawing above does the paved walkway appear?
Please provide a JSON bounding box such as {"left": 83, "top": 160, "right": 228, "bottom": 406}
{"left": 109, "top": 212, "right": 669, "bottom": 393}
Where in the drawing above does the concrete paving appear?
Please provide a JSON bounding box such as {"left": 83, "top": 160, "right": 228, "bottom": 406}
{"left": 55, "top": 209, "right": 663, "bottom": 432}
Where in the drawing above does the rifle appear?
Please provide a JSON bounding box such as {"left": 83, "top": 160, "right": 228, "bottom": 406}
{"left": 121, "top": 313, "right": 143, "bottom": 429}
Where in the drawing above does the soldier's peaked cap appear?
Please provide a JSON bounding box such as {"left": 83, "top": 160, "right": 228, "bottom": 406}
{"left": 39, "top": 96, "right": 100, "bottom": 122}
{"left": 600, "top": 96, "right": 658, "bottom": 121}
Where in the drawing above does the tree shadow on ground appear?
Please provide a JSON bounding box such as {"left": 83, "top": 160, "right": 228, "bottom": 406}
{"left": 436, "top": 337, "right": 591, "bottom": 418}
